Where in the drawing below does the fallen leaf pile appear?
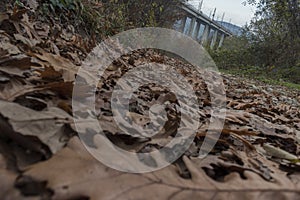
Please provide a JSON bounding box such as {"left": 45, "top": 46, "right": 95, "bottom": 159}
{"left": 0, "top": 1, "right": 300, "bottom": 200}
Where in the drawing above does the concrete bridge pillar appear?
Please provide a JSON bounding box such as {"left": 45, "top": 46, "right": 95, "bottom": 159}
{"left": 193, "top": 21, "right": 200, "bottom": 40}
{"left": 179, "top": 16, "right": 187, "bottom": 33}
{"left": 210, "top": 30, "right": 218, "bottom": 49}
{"left": 188, "top": 18, "right": 196, "bottom": 37}
{"left": 201, "top": 24, "right": 210, "bottom": 46}
{"left": 218, "top": 34, "right": 225, "bottom": 48}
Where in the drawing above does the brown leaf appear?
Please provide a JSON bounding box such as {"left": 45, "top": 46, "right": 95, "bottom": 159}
{"left": 0, "top": 172, "right": 18, "bottom": 198}
{"left": 0, "top": 155, "right": 20, "bottom": 199}
{"left": 37, "top": 66, "right": 62, "bottom": 81}
{"left": 0, "top": 33, "right": 21, "bottom": 55}
{"left": 0, "top": 100, "right": 73, "bottom": 153}
{"left": 41, "top": 81, "right": 73, "bottom": 98}
{"left": 23, "top": 137, "right": 300, "bottom": 200}
{"left": 14, "top": 33, "right": 40, "bottom": 47}
{"left": 0, "top": 54, "right": 33, "bottom": 76}
{"left": 26, "top": 0, "right": 39, "bottom": 11}
{"left": 0, "top": 78, "right": 37, "bottom": 101}
{"left": 0, "top": 13, "right": 9, "bottom": 24}
{"left": 32, "top": 51, "right": 77, "bottom": 82}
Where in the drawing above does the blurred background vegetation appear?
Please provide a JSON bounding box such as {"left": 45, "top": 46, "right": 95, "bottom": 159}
{"left": 7, "top": 0, "right": 299, "bottom": 87}
{"left": 36, "top": 0, "right": 184, "bottom": 38}
{"left": 210, "top": 0, "right": 299, "bottom": 86}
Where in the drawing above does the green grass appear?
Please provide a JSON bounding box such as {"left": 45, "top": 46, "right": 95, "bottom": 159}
{"left": 257, "top": 78, "right": 300, "bottom": 90}
{"left": 220, "top": 67, "right": 300, "bottom": 91}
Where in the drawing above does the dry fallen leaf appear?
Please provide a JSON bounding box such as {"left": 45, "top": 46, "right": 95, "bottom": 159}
{"left": 32, "top": 51, "right": 78, "bottom": 82}
{"left": 0, "top": 4, "right": 299, "bottom": 199}
{"left": 0, "top": 78, "right": 37, "bottom": 101}
{"left": 23, "top": 137, "right": 300, "bottom": 200}
{"left": 0, "top": 33, "right": 21, "bottom": 55}
{"left": 0, "top": 100, "right": 73, "bottom": 153}
{"left": 14, "top": 33, "right": 40, "bottom": 47}
{"left": 0, "top": 54, "right": 33, "bottom": 76}
{"left": 26, "top": 0, "right": 38, "bottom": 11}
{"left": 0, "top": 156, "right": 21, "bottom": 199}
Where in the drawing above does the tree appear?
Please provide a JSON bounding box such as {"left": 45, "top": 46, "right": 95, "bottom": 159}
{"left": 102, "top": 0, "right": 185, "bottom": 28}
{"left": 246, "top": 0, "right": 300, "bottom": 68}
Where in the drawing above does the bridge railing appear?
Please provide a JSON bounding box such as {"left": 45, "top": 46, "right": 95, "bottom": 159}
{"left": 182, "top": 1, "right": 233, "bottom": 36}
{"left": 173, "top": 1, "right": 233, "bottom": 48}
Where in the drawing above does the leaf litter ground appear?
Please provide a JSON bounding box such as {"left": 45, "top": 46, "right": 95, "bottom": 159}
{"left": 0, "top": 2, "right": 300, "bottom": 200}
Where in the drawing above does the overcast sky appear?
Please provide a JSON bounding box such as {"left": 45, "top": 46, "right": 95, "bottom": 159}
{"left": 187, "top": 0, "right": 256, "bottom": 26}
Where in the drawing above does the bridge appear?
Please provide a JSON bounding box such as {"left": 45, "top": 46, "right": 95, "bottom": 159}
{"left": 173, "top": 2, "right": 233, "bottom": 48}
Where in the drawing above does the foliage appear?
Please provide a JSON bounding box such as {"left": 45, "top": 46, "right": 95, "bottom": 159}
{"left": 45, "top": 0, "right": 83, "bottom": 11}
{"left": 247, "top": 0, "right": 300, "bottom": 68}
{"left": 212, "top": 0, "right": 300, "bottom": 84}
{"left": 38, "top": 0, "right": 185, "bottom": 38}
{"left": 107, "top": 0, "right": 184, "bottom": 28}
{"left": 209, "top": 34, "right": 255, "bottom": 69}
{"left": 220, "top": 66, "right": 300, "bottom": 90}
